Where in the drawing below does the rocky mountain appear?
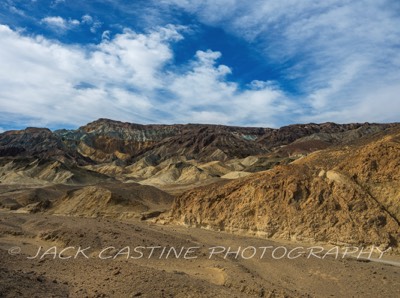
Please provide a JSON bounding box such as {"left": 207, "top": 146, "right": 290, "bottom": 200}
{"left": 63, "top": 119, "right": 398, "bottom": 162}
{"left": 257, "top": 122, "right": 364, "bottom": 147}
{"left": 1, "top": 118, "right": 395, "bottom": 159}
{"left": 171, "top": 126, "right": 400, "bottom": 250}
{"left": 2, "top": 119, "right": 395, "bottom": 165}
{"left": 55, "top": 118, "right": 273, "bottom": 163}
{"left": 55, "top": 119, "right": 179, "bottom": 163}
{"left": 133, "top": 124, "right": 271, "bottom": 162}
{"left": 0, "top": 119, "right": 398, "bottom": 189}
{"left": 0, "top": 128, "right": 87, "bottom": 164}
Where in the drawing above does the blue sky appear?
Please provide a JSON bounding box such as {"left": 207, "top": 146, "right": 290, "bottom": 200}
{"left": 0, "top": 0, "right": 399, "bottom": 131}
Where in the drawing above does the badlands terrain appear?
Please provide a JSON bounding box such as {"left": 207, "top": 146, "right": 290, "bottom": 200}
{"left": 0, "top": 119, "right": 399, "bottom": 297}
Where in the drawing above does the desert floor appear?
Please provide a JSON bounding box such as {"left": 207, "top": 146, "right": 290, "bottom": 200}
{"left": 0, "top": 211, "right": 399, "bottom": 298}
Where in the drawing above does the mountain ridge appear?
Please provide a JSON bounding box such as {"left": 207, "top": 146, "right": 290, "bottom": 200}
{"left": 1, "top": 118, "right": 398, "bottom": 188}
{"left": 2, "top": 118, "right": 398, "bottom": 164}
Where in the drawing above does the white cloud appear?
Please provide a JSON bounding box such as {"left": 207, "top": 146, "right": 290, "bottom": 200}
{"left": 101, "top": 30, "right": 111, "bottom": 41}
{"left": 0, "top": 24, "right": 292, "bottom": 128}
{"left": 51, "top": 0, "right": 65, "bottom": 7}
{"left": 0, "top": 24, "right": 178, "bottom": 125}
{"left": 8, "top": 5, "right": 26, "bottom": 16}
{"left": 81, "top": 14, "right": 93, "bottom": 24}
{"left": 90, "top": 21, "right": 102, "bottom": 33}
{"left": 41, "top": 16, "right": 80, "bottom": 32}
{"left": 81, "top": 14, "right": 102, "bottom": 33}
{"left": 2, "top": 0, "right": 26, "bottom": 16}
{"left": 164, "top": 0, "right": 400, "bottom": 124}
{"left": 248, "top": 80, "right": 279, "bottom": 91}
{"left": 149, "top": 48, "right": 290, "bottom": 126}
{"left": 69, "top": 19, "right": 80, "bottom": 26}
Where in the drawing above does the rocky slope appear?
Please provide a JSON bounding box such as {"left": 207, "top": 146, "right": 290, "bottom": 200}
{"left": 63, "top": 120, "right": 398, "bottom": 162}
{"left": 2, "top": 119, "right": 395, "bottom": 164}
{"left": 171, "top": 127, "right": 400, "bottom": 250}
{"left": 0, "top": 181, "right": 173, "bottom": 219}
{"left": 54, "top": 118, "right": 272, "bottom": 163}
{"left": 1, "top": 119, "right": 397, "bottom": 187}
{"left": 0, "top": 128, "right": 87, "bottom": 164}
{"left": 48, "top": 182, "right": 173, "bottom": 219}
{"left": 56, "top": 119, "right": 180, "bottom": 163}
{"left": 0, "top": 157, "right": 112, "bottom": 185}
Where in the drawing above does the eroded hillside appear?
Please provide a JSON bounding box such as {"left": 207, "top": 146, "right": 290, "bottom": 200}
{"left": 171, "top": 127, "right": 400, "bottom": 250}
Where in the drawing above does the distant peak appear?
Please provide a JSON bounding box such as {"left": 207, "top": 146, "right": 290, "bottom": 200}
{"left": 86, "top": 118, "right": 124, "bottom": 125}
{"left": 2, "top": 127, "right": 52, "bottom": 135}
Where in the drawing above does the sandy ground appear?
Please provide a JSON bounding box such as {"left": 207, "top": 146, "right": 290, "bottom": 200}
{"left": 0, "top": 211, "right": 399, "bottom": 298}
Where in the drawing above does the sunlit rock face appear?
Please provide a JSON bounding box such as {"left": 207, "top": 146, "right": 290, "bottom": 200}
{"left": 171, "top": 126, "right": 400, "bottom": 251}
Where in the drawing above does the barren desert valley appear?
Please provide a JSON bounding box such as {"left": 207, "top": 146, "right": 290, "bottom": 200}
{"left": 0, "top": 119, "right": 399, "bottom": 297}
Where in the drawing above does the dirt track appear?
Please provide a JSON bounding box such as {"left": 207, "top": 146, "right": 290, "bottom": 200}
{"left": 0, "top": 212, "right": 399, "bottom": 297}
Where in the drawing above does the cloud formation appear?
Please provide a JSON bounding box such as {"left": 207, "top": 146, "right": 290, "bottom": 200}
{"left": 165, "top": 0, "right": 400, "bottom": 123}
{"left": 81, "top": 14, "right": 102, "bottom": 33}
{"left": 0, "top": 1, "right": 399, "bottom": 130}
{"left": 41, "top": 16, "right": 80, "bottom": 32}
{"left": 0, "top": 24, "right": 290, "bottom": 128}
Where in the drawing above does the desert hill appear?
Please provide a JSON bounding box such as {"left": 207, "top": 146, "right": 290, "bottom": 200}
{"left": 48, "top": 182, "right": 173, "bottom": 220}
{"left": 0, "top": 157, "right": 112, "bottom": 185}
{"left": 0, "top": 181, "right": 173, "bottom": 220}
{"left": 1, "top": 119, "right": 397, "bottom": 189}
{"left": 171, "top": 127, "right": 400, "bottom": 250}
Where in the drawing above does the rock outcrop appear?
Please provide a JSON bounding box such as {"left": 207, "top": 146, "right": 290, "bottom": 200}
{"left": 171, "top": 127, "right": 400, "bottom": 250}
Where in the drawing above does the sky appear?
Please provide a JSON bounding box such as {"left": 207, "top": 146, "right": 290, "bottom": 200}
{"left": 0, "top": 0, "right": 399, "bottom": 131}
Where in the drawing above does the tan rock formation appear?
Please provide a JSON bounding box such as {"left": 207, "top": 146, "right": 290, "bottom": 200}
{"left": 172, "top": 128, "right": 400, "bottom": 250}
